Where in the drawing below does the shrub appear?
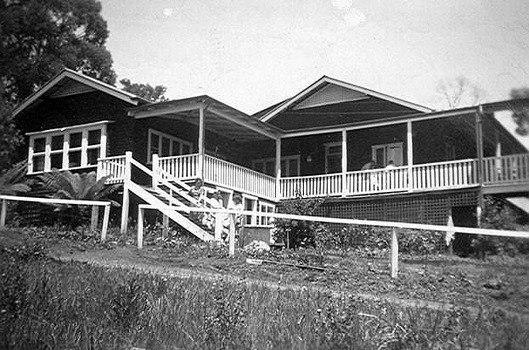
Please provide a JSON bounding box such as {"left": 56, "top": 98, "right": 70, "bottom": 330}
{"left": 273, "top": 195, "right": 325, "bottom": 249}
{"left": 472, "top": 196, "right": 529, "bottom": 257}
{"left": 315, "top": 225, "right": 445, "bottom": 256}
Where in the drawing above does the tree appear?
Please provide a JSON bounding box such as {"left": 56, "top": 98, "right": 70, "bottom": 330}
{"left": 120, "top": 78, "right": 168, "bottom": 102}
{"left": 436, "top": 76, "right": 485, "bottom": 109}
{"left": 0, "top": 0, "right": 116, "bottom": 103}
{"left": 509, "top": 87, "right": 529, "bottom": 136}
{"left": 0, "top": 0, "right": 116, "bottom": 170}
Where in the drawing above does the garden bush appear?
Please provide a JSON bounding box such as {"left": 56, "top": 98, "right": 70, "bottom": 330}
{"left": 472, "top": 196, "right": 529, "bottom": 257}
{"left": 273, "top": 195, "right": 325, "bottom": 249}
{"left": 316, "top": 225, "right": 445, "bottom": 256}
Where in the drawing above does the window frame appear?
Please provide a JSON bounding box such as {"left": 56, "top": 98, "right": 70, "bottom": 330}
{"left": 371, "top": 142, "right": 403, "bottom": 167}
{"left": 27, "top": 121, "right": 108, "bottom": 174}
{"left": 147, "top": 128, "right": 193, "bottom": 163}
{"left": 325, "top": 142, "right": 342, "bottom": 174}
{"left": 251, "top": 155, "right": 300, "bottom": 177}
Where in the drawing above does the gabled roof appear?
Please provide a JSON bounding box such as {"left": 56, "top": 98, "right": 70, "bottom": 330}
{"left": 258, "top": 76, "right": 433, "bottom": 122}
{"left": 12, "top": 68, "right": 149, "bottom": 117}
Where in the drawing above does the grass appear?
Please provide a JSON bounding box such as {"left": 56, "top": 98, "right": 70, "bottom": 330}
{"left": 1, "top": 244, "right": 528, "bottom": 350}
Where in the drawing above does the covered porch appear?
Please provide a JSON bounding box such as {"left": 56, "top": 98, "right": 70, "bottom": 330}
{"left": 98, "top": 151, "right": 529, "bottom": 200}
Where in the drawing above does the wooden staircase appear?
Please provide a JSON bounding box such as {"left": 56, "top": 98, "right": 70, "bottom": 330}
{"left": 125, "top": 157, "right": 216, "bottom": 242}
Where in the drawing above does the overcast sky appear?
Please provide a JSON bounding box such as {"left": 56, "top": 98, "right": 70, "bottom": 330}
{"left": 99, "top": 0, "right": 529, "bottom": 147}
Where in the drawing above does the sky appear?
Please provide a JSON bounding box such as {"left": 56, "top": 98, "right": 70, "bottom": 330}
{"left": 99, "top": 0, "right": 529, "bottom": 146}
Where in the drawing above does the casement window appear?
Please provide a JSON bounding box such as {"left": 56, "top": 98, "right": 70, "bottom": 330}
{"left": 147, "top": 129, "right": 192, "bottom": 162}
{"left": 371, "top": 142, "right": 403, "bottom": 167}
{"left": 27, "top": 121, "right": 108, "bottom": 174}
{"left": 257, "top": 202, "right": 275, "bottom": 226}
{"left": 252, "top": 155, "right": 300, "bottom": 177}
{"left": 325, "top": 142, "right": 342, "bottom": 174}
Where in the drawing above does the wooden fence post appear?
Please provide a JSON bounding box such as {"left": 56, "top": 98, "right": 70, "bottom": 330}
{"left": 137, "top": 206, "right": 144, "bottom": 249}
{"left": 0, "top": 199, "right": 7, "bottom": 228}
{"left": 391, "top": 228, "right": 399, "bottom": 278}
{"left": 90, "top": 205, "right": 99, "bottom": 231}
{"left": 101, "top": 204, "right": 110, "bottom": 243}
{"left": 229, "top": 214, "right": 235, "bottom": 257}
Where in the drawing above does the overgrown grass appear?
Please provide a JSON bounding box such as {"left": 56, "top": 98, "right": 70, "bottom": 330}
{"left": 1, "top": 246, "right": 528, "bottom": 349}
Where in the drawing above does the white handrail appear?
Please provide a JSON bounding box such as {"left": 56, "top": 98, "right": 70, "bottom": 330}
{"left": 97, "top": 155, "right": 127, "bottom": 184}
{"left": 482, "top": 153, "right": 529, "bottom": 184}
{"left": 203, "top": 155, "right": 276, "bottom": 200}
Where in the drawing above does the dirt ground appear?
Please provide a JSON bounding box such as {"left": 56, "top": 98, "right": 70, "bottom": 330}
{"left": 2, "top": 228, "right": 529, "bottom": 319}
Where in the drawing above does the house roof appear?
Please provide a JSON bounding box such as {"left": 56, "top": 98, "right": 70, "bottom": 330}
{"left": 128, "top": 95, "right": 283, "bottom": 142}
{"left": 12, "top": 68, "right": 149, "bottom": 117}
{"left": 257, "top": 76, "right": 433, "bottom": 123}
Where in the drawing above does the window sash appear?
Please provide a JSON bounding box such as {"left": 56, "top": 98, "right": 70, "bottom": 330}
{"left": 147, "top": 129, "right": 193, "bottom": 162}
{"left": 28, "top": 123, "right": 107, "bottom": 173}
{"left": 252, "top": 155, "right": 300, "bottom": 177}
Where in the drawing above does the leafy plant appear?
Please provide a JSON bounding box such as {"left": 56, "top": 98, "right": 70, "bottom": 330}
{"left": 472, "top": 196, "right": 529, "bottom": 257}
{"left": 36, "top": 170, "right": 120, "bottom": 227}
{"left": 273, "top": 195, "right": 325, "bottom": 249}
{"left": 0, "top": 161, "right": 30, "bottom": 195}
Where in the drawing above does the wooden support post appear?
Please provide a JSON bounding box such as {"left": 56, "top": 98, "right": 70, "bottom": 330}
{"left": 341, "top": 129, "right": 347, "bottom": 196}
{"left": 407, "top": 121, "right": 414, "bottom": 191}
{"left": 390, "top": 228, "right": 399, "bottom": 279}
{"left": 229, "top": 214, "right": 235, "bottom": 257}
{"left": 275, "top": 138, "right": 281, "bottom": 200}
{"left": 101, "top": 204, "right": 110, "bottom": 243}
{"left": 90, "top": 205, "right": 99, "bottom": 231}
{"left": 137, "top": 206, "right": 144, "bottom": 249}
{"left": 198, "top": 106, "right": 205, "bottom": 180}
{"left": 120, "top": 151, "right": 132, "bottom": 234}
{"left": 0, "top": 199, "right": 7, "bottom": 228}
{"left": 152, "top": 153, "right": 159, "bottom": 190}
{"left": 475, "top": 106, "right": 485, "bottom": 227}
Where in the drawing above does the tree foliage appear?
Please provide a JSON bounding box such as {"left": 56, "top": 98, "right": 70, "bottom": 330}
{"left": 509, "top": 87, "right": 529, "bottom": 136}
{"left": 120, "top": 78, "right": 168, "bottom": 102}
{"left": 0, "top": 0, "right": 116, "bottom": 103}
{"left": 436, "top": 76, "right": 485, "bottom": 109}
{"left": 0, "top": 0, "right": 116, "bottom": 169}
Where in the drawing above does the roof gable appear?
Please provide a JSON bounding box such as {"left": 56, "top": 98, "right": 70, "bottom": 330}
{"left": 13, "top": 68, "right": 148, "bottom": 117}
{"left": 259, "top": 76, "right": 433, "bottom": 123}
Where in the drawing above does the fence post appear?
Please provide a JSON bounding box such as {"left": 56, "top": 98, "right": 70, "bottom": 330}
{"left": 90, "top": 205, "right": 99, "bottom": 231}
{"left": 101, "top": 204, "right": 110, "bottom": 243}
{"left": 229, "top": 213, "right": 235, "bottom": 257}
{"left": 0, "top": 199, "right": 7, "bottom": 228}
{"left": 120, "top": 151, "right": 132, "bottom": 234}
{"left": 152, "top": 153, "right": 159, "bottom": 190}
{"left": 390, "top": 228, "right": 399, "bottom": 278}
{"left": 137, "top": 206, "right": 144, "bottom": 249}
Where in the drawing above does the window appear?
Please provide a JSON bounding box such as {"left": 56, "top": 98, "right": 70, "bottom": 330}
{"left": 257, "top": 202, "right": 275, "bottom": 226}
{"left": 27, "top": 121, "right": 108, "bottom": 173}
{"left": 252, "top": 155, "right": 300, "bottom": 177}
{"left": 371, "top": 142, "right": 403, "bottom": 167}
{"left": 244, "top": 197, "right": 257, "bottom": 225}
{"left": 147, "top": 129, "right": 193, "bottom": 162}
{"left": 325, "top": 142, "right": 342, "bottom": 174}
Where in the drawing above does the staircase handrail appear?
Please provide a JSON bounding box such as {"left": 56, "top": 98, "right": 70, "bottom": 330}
{"left": 155, "top": 162, "right": 219, "bottom": 209}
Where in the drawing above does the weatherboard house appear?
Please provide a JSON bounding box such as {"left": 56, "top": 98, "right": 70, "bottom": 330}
{"left": 12, "top": 69, "right": 529, "bottom": 245}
